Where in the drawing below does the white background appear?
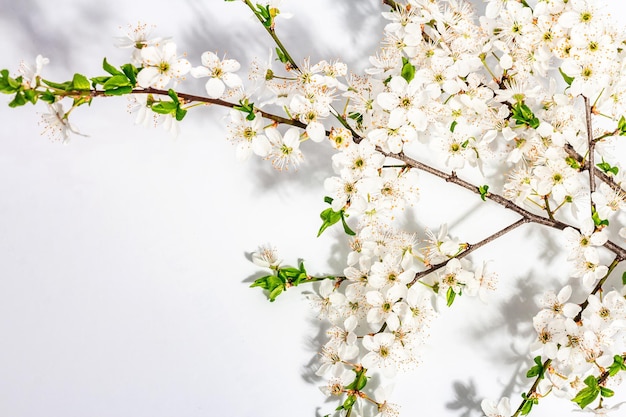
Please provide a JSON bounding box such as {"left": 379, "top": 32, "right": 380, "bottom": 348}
{"left": 0, "top": 1, "right": 625, "bottom": 416}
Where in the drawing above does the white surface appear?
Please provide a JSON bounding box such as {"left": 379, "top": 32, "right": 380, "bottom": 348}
{"left": 0, "top": 1, "right": 625, "bottom": 417}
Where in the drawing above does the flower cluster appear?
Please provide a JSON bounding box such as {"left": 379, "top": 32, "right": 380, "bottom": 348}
{"left": 2, "top": 0, "right": 626, "bottom": 416}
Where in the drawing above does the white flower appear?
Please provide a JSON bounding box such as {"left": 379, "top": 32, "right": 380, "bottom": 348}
{"left": 481, "top": 397, "right": 510, "bottom": 417}
{"left": 191, "top": 51, "right": 242, "bottom": 99}
{"left": 39, "top": 102, "right": 83, "bottom": 144}
{"left": 265, "top": 127, "right": 303, "bottom": 170}
{"left": 137, "top": 42, "right": 191, "bottom": 89}
{"left": 531, "top": 316, "right": 567, "bottom": 359}
{"left": 361, "top": 332, "right": 401, "bottom": 376}
{"left": 251, "top": 244, "right": 282, "bottom": 269}
{"left": 226, "top": 110, "right": 271, "bottom": 162}
{"left": 537, "top": 285, "right": 581, "bottom": 320}
{"left": 562, "top": 218, "right": 608, "bottom": 261}
{"left": 114, "top": 22, "right": 170, "bottom": 65}
{"left": 18, "top": 54, "right": 49, "bottom": 88}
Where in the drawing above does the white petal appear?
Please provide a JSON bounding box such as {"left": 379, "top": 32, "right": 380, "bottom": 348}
{"left": 200, "top": 51, "right": 220, "bottom": 69}
{"left": 190, "top": 66, "right": 212, "bottom": 78}
{"left": 306, "top": 121, "right": 325, "bottom": 142}
{"left": 252, "top": 135, "right": 271, "bottom": 156}
{"left": 205, "top": 77, "right": 226, "bottom": 98}
{"left": 222, "top": 72, "right": 242, "bottom": 88}
{"left": 136, "top": 67, "right": 160, "bottom": 88}
{"left": 221, "top": 59, "right": 241, "bottom": 73}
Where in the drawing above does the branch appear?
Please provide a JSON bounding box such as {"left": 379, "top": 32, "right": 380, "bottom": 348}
{"left": 90, "top": 87, "right": 308, "bottom": 130}
{"left": 585, "top": 97, "right": 597, "bottom": 217}
{"left": 387, "top": 151, "right": 626, "bottom": 260}
{"left": 409, "top": 218, "right": 528, "bottom": 286}
{"left": 564, "top": 144, "right": 624, "bottom": 196}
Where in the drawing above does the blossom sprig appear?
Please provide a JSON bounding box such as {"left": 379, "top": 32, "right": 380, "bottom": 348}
{"left": 2, "top": 0, "right": 626, "bottom": 416}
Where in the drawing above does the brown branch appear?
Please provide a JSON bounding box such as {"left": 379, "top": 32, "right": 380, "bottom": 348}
{"left": 564, "top": 144, "right": 624, "bottom": 196}
{"left": 409, "top": 218, "right": 528, "bottom": 286}
{"left": 585, "top": 97, "right": 597, "bottom": 217}
{"left": 90, "top": 87, "right": 308, "bottom": 129}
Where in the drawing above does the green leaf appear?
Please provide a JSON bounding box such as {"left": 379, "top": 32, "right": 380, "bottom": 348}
{"left": 597, "top": 160, "right": 619, "bottom": 176}
{"left": 90, "top": 75, "right": 111, "bottom": 88}
{"left": 175, "top": 106, "right": 187, "bottom": 121}
{"left": 0, "top": 69, "right": 22, "bottom": 94}
{"left": 340, "top": 212, "right": 356, "bottom": 236}
{"left": 120, "top": 63, "right": 138, "bottom": 85}
{"left": 526, "top": 356, "right": 545, "bottom": 379}
{"left": 151, "top": 101, "right": 178, "bottom": 115}
{"left": 618, "top": 116, "right": 626, "bottom": 135}
{"left": 591, "top": 207, "right": 609, "bottom": 227}
{"left": 559, "top": 67, "right": 574, "bottom": 86}
{"left": 71, "top": 73, "right": 91, "bottom": 91}
{"left": 450, "top": 120, "right": 458, "bottom": 132}
{"left": 103, "top": 74, "right": 131, "bottom": 90}
{"left": 336, "top": 395, "right": 356, "bottom": 411}
{"left": 565, "top": 156, "right": 581, "bottom": 170}
{"left": 512, "top": 102, "right": 540, "bottom": 129}
{"left": 572, "top": 375, "right": 600, "bottom": 409}
{"left": 102, "top": 58, "right": 124, "bottom": 76}
{"left": 317, "top": 207, "right": 342, "bottom": 237}
{"left": 40, "top": 90, "right": 56, "bottom": 104}
{"left": 400, "top": 57, "right": 415, "bottom": 83}
{"left": 609, "top": 354, "right": 626, "bottom": 376}
{"left": 250, "top": 274, "right": 286, "bottom": 302}
{"left": 600, "top": 386, "right": 614, "bottom": 398}
{"left": 41, "top": 78, "right": 72, "bottom": 91}
{"left": 102, "top": 85, "right": 133, "bottom": 96}
{"left": 622, "top": 272, "right": 626, "bottom": 286}
{"left": 519, "top": 392, "right": 538, "bottom": 415}
{"left": 8, "top": 92, "right": 26, "bottom": 108}
{"left": 275, "top": 47, "right": 288, "bottom": 64}
{"left": 323, "top": 196, "right": 333, "bottom": 205}
{"left": 479, "top": 185, "right": 489, "bottom": 201}
{"left": 446, "top": 287, "right": 456, "bottom": 307}
{"left": 23, "top": 89, "right": 37, "bottom": 104}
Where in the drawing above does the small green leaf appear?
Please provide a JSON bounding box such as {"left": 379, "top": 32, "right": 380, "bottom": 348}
{"left": 618, "top": 115, "right": 626, "bottom": 135}
{"left": 102, "top": 85, "right": 133, "bottom": 96}
{"left": 565, "top": 156, "right": 581, "bottom": 170}
{"left": 479, "top": 185, "right": 489, "bottom": 201}
{"left": 336, "top": 395, "right": 356, "bottom": 411}
{"left": 0, "top": 69, "right": 22, "bottom": 94}
{"left": 400, "top": 57, "right": 415, "bottom": 83}
{"left": 102, "top": 58, "right": 124, "bottom": 76}
{"left": 597, "top": 160, "right": 619, "bottom": 176}
{"left": 8, "top": 92, "right": 27, "bottom": 108}
{"left": 323, "top": 196, "right": 333, "bottom": 205}
{"left": 103, "top": 74, "right": 131, "bottom": 90}
{"left": 446, "top": 287, "right": 456, "bottom": 307}
{"left": 317, "top": 208, "right": 342, "bottom": 237}
{"left": 591, "top": 207, "right": 609, "bottom": 227}
{"left": 151, "top": 101, "right": 178, "bottom": 115}
{"left": 622, "top": 272, "right": 626, "bottom": 286}
{"left": 41, "top": 78, "right": 72, "bottom": 91}
{"left": 559, "top": 67, "right": 574, "bottom": 86}
{"left": 71, "top": 73, "right": 91, "bottom": 91}
{"left": 340, "top": 212, "right": 356, "bottom": 236}
{"left": 275, "top": 47, "right": 288, "bottom": 64}
{"left": 450, "top": 120, "right": 458, "bottom": 132}
{"left": 526, "top": 357, "right": 545, "bottom": 379}
{"left": 600, "top": 386, "right": 614, "bottom": 398}
{"left": 120, "top": 63, "right": 138, "bottom": 85}
{"left": 40, "top": 90, "right": 56, "bottom": 104}
{"left": 572, "top": 376, "right": 600, "bottom": 409}
{"left": 175, "top": 106, "right": 187, "bottom": 121}
{"left": 609, "top": 354, "right": 626, "bottom": 376}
